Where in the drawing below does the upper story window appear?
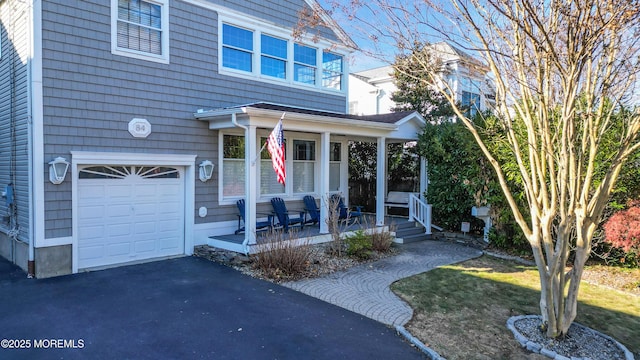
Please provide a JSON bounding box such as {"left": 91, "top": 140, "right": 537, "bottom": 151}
{"left": 222, "top": 24, "right": 254, "bottom": 72}
{"left": 111, "top": 0, "right": 169, "bottom": 63}
{"left": 461, "top": 91, "right": 481, "bottom": 118}
{"left": 219, "top": 17, "right": 346, "bottom": 94}
{"left": 322, "top": 52, "right": 343, "bottom": 90}
{"left": 294, "top": 44, "right": 317, "bottom": 85}
{"left": 261, "top": 35, "right": 287, "bottom": 79}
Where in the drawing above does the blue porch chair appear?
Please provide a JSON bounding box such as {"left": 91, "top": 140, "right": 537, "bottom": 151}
{"left": 235, "top": 199, "right": 273, "bottom": 234}
{"left": 303, "top": 195, "right": 320, "bottom": 225}
{"left": 331, "top": 194, "right": 363, "bottom": 223}
{"left": 270, "top": 197, "right": 305, "bottom": 232}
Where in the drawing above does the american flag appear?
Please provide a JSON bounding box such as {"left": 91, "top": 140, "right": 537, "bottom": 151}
{"left": 267, "top": 117, "right": 286, "bottom": 185}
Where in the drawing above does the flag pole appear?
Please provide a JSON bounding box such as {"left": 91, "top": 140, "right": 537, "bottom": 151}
{"left": 251, "top": 112, "right": 285, "bottom": 166}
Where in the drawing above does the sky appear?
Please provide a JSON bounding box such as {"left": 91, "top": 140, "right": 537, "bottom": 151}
{"left": 314, "top": 0, "right": 459, "bottom": 73}
{"left": 315, "top": 0, "right": 640, "bottom": 105}
{"left": 315, "top": 0, "right": 389, "bottom": 72}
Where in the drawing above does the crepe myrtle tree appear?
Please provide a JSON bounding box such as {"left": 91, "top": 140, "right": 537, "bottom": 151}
{"left": 299, "top": 0, "right": 640, "bottom": 337}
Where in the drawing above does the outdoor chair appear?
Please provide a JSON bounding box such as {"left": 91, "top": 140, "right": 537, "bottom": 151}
{"left": 270, "top": 197, "right": 305, "bottom": 232}
{"left": 235, "top": 199, "right": 273, "bottom": 234}
{"left": 330, "top": 194, "right": 363, "bottom": 224}
{"left": 303, "top": 195, "right": 320, "bottom": 225}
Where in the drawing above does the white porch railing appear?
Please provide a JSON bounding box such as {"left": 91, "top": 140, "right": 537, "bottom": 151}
{"left": 408, "top": 194, "right": 432, "bottom": 235}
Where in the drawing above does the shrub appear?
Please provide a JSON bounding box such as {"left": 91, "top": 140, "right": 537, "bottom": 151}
{"left": 603, "top": 205, "right": 640, "bottom": 252}
{"left": 325, "top": 194, "right": 347, "bottom": 257}
{"left": 253, "top": 229, "right": 312, "bottom": 280}
{"left": 370, "top": 224, "right": 395, "bottom": 253}
{"left": 601, "top": 205, "right": 640, "bottom": 268}
{"left": 345, "top": 230, "right": 373, "bottom": 259}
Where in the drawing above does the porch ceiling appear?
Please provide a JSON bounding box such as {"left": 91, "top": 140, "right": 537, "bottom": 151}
{"left": 194, "top": 102, "right": 425, "bottom": 141}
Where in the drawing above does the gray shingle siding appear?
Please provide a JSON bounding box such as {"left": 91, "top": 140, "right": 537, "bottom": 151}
{"left": 0, "top": 0, "right": 32, "bottom": 243}
{"left": 41, "top": 0, "right": 346, "bottom": 236}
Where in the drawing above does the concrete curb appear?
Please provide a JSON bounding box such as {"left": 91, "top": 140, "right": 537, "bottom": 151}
{"left": 506, "top": 315, "right": 635, "bottom": 360}
{"left": 396, "top": 325, "right": 446, "bottom": 360}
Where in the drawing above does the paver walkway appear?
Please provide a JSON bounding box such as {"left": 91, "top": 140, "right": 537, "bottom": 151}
{"left": 283, "top": 240, "right": 483, "bottom": 326}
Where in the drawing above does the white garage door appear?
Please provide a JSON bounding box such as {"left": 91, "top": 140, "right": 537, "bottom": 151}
{"left": 77, "top": 165, "right": 185, "bottom": 269}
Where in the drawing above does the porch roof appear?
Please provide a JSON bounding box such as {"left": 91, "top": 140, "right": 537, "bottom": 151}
{"left": 194, "top": 102, "right": 425, "bottom": 140}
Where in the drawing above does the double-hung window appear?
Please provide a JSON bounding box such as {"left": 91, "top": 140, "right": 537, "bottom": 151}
{"left": 260, "top": 137, "right": 286, "bottom": 195}
{"left": 222, "top": 135, "right": 246, "bottom": 198}
{"left": 261, "top": 35, "right": 287, "bottom": 79}
{"left": 113, "top": 0, "right": 168, "bottom": 63}
{"left": 219, "top": 19, "right": 344, "bottom": 92}
{"left": 293, "top": 140, "right": 316, "bottom": 194}
{"left": 222, "top": 24, "right": 254, "bottom": 72}
{"left": 322, "top": 52, "right": 343, "bottom": 90}
{"left": 329, "top": 142, "right": 341, "bottom": 191}
{"left": 294, "top": 44, "right": 317, "bottom": 85}
{"left": 461, "top": 91, "right": 481, "bottom": 117}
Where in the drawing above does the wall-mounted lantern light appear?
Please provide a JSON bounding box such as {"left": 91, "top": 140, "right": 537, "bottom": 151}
{"left": 49, "top": 157, "right": 70, "bottom": 185}
{"left": 199, "top": 160, "right": 214, "bottom": 182}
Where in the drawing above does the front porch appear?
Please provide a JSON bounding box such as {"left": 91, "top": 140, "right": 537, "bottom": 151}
{"left": 195, "top": 102, "right": 432, "bottom": 252}
{"left": 208, "top": 215, "right": 428, "bottom": 254}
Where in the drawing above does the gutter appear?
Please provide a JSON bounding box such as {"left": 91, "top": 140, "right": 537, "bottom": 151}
{"left": 27, "top": 1, "right": 35, "bottom": 277}
{"left": 230, "top": 113, "right": 251, "bottom": 256}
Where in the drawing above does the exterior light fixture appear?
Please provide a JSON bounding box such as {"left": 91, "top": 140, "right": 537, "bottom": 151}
{"left": 49, "top": 157, "right": 70, "bottom": 185}
{"left": 199, "top": 160, "right": 214, "bottom": 182}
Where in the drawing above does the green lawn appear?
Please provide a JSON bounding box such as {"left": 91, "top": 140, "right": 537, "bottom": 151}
{"left": 391, "top": 255, "right": 640, "bottom": 359}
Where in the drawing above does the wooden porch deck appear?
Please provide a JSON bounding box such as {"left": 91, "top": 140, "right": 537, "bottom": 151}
{"left": 208, "top": 215, "right": 412, "bottom": 254}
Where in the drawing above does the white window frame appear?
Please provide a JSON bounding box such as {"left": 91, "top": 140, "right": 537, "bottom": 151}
{"left": 218, "top": 131, "right": 246, "bottom": 204}
{"left": 111, "top": 0, "right": 170, "bottom": 64}
{"left": 291, "top": 139, "right": 317, "bottom": 194}
{"left": 219, "top": 130, "right": 322, "bottom": 204}
{"left": 258, "top": 135, "right": 287, "bottom": 198}
{"left": 322, "top": 51, "right": 343, "bottom": 90}
{"left": 221, "top": 23, "right": 254, "bottom": 73}
{"left": 329, "top": 141, "right": 342, "bottom": 192}
{"left": 260, "top": 33, "right": 288, "bottom": 79}
{"left": 218, "top": 13, "right": 348, "bottom": 95}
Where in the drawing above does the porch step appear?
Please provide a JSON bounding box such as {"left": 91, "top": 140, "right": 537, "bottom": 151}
{"left": 392, "top": 221, "right": 432, "bottom": 244}
{"left": 395, "top": 226, "right": 425, "bottom": 237}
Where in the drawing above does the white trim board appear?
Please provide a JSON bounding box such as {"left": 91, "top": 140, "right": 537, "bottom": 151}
{"left": 35, "top": 236, "right": 72, "bottom": 248}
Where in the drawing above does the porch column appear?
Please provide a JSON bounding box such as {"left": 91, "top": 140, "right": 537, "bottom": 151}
{"left": 420, "top": 157, "right": 428, "bottom": 198}
{"left": 319, "top": 132, "right": 330, "bottom": 234}
{"left": 245, "top": 125, "right": 258, "bottom": 246}
{"left": 376, "top": 137, "right": 386, "bottom": 226}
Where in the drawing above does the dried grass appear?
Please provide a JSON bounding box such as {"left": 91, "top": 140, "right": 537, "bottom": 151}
{"left": 252, "top": 228, "right": 312, "bottom": 280}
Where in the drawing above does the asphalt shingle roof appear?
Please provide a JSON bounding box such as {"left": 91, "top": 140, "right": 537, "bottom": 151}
{"left": 239, "top": 102, "right": 416, "bottom": 124}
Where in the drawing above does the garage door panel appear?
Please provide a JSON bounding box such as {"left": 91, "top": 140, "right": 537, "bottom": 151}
{"left": 107, "top": 242, "right": 131, "bottom": 257}
{"left": 78, "top": 184, "right": 106, "bottom": 199}
{"left": 78, "top": 206, "right": 106, "bottom": 221}
{"left": 158, "top": 239, "right": 180, "bottom": 251}
{"left": 134, "top": 240, "right": 156, "bottom": 253}
{"left": 78, "top": 245, "right": 104, "bottom": 261}
{"left": 134, "top": 221, "right": 156, "bottom": 235}
{"left": 77, "top": 165, "right": 185, "bottom": 270}
{"left": 107, "top": 222, "right": 132, "bottom": 237}
{"left": 78, "top": 225, "right": 107, "bottom": 241}
{"left": 133, "top": 203, "right": 158, "bottom": 216}
{"left": 105, "top": 204, "right": 132, "bottom": 218}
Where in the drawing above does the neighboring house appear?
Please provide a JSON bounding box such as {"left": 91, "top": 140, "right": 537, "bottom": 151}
{"left": 348, "top": 42, "right": 496, "bottom": 116}
{"left": 0, "top": 0, "right": 425, "bottom": 277}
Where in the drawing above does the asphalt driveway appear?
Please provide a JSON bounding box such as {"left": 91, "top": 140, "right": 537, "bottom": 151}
{"left": 0, "top": 256, "right": 424, "bottom": 360}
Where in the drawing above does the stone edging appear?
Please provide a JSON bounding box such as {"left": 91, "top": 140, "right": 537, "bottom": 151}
{"left": 506, "top": 315, "right": 635, "bottom": 360}
{"left": 395, "top": 326, "right": 446, "bottom": 360}
{"left": 483, "top": 250, "right": 536, "bottom": 265}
